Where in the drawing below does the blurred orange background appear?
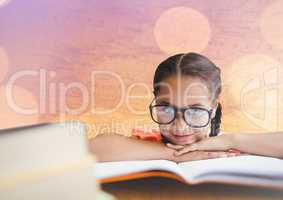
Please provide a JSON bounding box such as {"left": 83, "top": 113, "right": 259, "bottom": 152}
{"left": 0, "top": 0, "right": 283, "bottom": 135}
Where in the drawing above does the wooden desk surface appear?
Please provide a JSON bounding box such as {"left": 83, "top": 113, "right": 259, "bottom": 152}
{"left": 102, "top": 178, "right": 283, "bottom": 200}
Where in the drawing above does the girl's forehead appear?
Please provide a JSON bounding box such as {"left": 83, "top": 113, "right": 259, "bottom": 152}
{"left": 157, "top": 75, "right": 212, "bottom": 107}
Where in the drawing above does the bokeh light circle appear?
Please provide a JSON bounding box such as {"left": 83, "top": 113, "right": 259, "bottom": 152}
{"left": 154, "top": 6, "right": 211, "bottom": 54}
{"left": 0, "top": 0, "right": 11, "bottom": 8}
{"left": 0, "top": 48, "right": 9, "bottom": 83}
{"left": 260, "top": 0, "right": 283, "bottom": 49}
{"left": 222, "top": 54, "right": 281, "bottom": 132}
{"left": 0, "top": 85, "right": 39, "bottom": 129}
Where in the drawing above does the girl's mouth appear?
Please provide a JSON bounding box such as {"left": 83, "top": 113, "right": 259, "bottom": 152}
{"left": 172, "top": 133, "right": 195, "bottom": 142}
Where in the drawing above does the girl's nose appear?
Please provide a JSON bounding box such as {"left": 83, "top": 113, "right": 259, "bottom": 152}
{"left": 172, "top": 111, "right": 190, "bottom": 134}
{"left": 175, "top": 110, "right": 183, "bottom": 121}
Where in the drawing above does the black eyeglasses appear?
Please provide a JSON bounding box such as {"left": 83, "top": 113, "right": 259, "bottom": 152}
{"left": 149, "top": 101, "right": 213, "bottom": 128}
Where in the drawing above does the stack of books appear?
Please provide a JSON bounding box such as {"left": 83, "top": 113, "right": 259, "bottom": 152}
{"left": 0, "top": 121, "right": 114, "bottom": 200}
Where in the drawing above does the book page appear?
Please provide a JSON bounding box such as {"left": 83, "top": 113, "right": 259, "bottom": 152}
{"left": 95, "top": 160, "right": 184, "bottom": 180}
{"left": 178, "top": 155, "right": 283, "bottom": 186}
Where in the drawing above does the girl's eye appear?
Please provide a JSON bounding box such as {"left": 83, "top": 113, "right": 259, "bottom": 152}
{"left": 190, "top": 109, "right": 200, "bottom": 114}
{"left": 163, "top": 107, "right": 174, "bottom": 114}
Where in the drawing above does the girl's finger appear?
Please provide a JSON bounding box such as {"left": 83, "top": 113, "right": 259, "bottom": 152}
{"left": 166, "top": 143, "right": 184, "bottom": 150}
{"left": 175, "top": 151, "right": 239, "bottom": 163}
{"left": 208, "top": 152, "right": 228, "bottom": 158}
{"left": 200, "top": 151, "right": 238, "bottom": 160}
{"left": 174, "top": 144, "right": 197, "bottom": 156}
{"left": 228, "top": 149, "right": 242, "bottom": 156}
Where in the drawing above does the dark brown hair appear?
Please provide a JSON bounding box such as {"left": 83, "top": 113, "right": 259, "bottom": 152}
{"left": 153, "top": 53, "right": 222, "bottom": 137}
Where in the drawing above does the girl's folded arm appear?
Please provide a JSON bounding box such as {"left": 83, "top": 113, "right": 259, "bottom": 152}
{"left": 175, "top": 133, "right": 283, "bottom": 159}
{"left": 88, "top": 134, "right": 175, "bottom": 162}
{"left": 231, "top": 133, "right": 283, "bottom": 158}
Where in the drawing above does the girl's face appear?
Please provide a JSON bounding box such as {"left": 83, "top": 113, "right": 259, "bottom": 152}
{"left": 155, "top": 75, "right": 217, "bottom": 145}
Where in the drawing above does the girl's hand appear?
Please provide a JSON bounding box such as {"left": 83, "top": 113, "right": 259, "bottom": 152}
{"left": 173, "top": 150, "right": 238, "bottom": 163}
{"left": 166, "top": 139, "right": 239, "bottom": 163}
{"left": 167, "top": 134, "right": 240, "bottom": 156}
{"left": 166, "top": 143, "right": 184, "bottom": 150}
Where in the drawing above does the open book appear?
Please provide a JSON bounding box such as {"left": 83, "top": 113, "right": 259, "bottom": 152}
{"left": 95, "top": 155, "right": 283, "bottom": 189}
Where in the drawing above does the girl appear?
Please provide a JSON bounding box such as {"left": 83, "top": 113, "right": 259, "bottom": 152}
{"left": 90, "top": 53, "right": 235, "bottom": 162}
{"left": 89, "top": 53, "right": 239, "bottom": 163}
